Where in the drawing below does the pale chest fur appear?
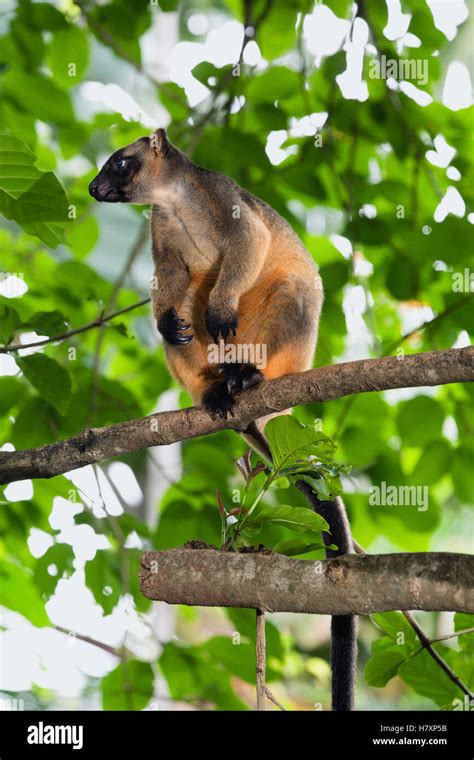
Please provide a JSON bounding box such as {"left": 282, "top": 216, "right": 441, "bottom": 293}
{"left": 151, "top": 185, "right": 221, "bottom": 272}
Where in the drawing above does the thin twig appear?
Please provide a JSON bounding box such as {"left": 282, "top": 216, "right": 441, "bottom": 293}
{"left": 354, "top": 541, "right": 474, "bottom": 699}
{"left": 402, "top": 611, "right": 473, "bottom": 699}
{"left": 0, "top": 298, "right": 151, "bottom": 354}
{"left": 264, "top": 686, "right": 287, "bottom": 711}
{"left": 430, "top": 627, "right": 474, "bottom": 644}
{"left": 256, "top": 608, "right": 266, "bottom": 711}
{"left": 54, "top": 625, "right": 123, "bottom": 658}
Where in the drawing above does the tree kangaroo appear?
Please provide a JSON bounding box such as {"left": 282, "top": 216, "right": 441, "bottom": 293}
{"left": 89, "top": 127, "right": 356, "bottom": 711}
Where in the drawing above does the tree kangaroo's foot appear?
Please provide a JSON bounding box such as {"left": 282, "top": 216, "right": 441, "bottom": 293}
{"left": 202, "top": 379, "right": 235, "bottom": 420}
{"left": 220, "top": 362, "right": 264, "bottom": 394}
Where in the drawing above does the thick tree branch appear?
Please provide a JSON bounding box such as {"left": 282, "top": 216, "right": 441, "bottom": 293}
{"left": 0, "top": 347, "right": 472, "bottom": 485}
{"left": 139, "top": 549, "right": 474, "bottom": 615}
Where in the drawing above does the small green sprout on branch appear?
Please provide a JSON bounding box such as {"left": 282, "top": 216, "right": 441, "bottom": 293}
{"left": 216, "top": 415, "right": 349, "bottom": 553}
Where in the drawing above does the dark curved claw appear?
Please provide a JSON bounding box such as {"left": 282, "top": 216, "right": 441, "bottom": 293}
{"left": 158, "top": 307, "right": 194, "bottom": 346}
{"left": 205, "top": 306, "right": 238, "bottom": 344}
{"left": 202, "top": 380, "right": 236, "bottom": 420}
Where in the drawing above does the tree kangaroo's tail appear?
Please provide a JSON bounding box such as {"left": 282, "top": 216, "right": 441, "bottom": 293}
{"left": 243, "top": 419, "right": 357, "bottom": 711}
{"left": 295, "top": 481, "right": 357, "bottom": 711}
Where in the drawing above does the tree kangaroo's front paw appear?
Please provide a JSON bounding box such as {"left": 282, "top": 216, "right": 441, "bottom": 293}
{"left": 158, "top": 307, "right": 193, "bottom": 345}
{"left": 202, "top": 380, "right": 235, "bottom": 420}
{"left": 205, "top": 305, "right": 238, "bottom": 343}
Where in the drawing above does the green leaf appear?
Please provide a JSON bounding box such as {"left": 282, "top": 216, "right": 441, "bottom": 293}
{"left": 0, "top": 129, "right": 69, "bottom": 247}
{"left": 258, "top": 5, "right": 298, "bottom": 60}
{"left": 22, "top": 310, "right": 68, "bottom": 337}
{"left": 17, "top": 354, "right": 71, "bottom": 415}
{"left": 1, "top": 71, "right": 75, "bottom": 126}
{"left": 200, "top": 635, "right": 278, "bottom": 684}
{"left": 85, "top": 550, "right": 121, "bottom": 616}
{"left": 159, "top": 642, "right": 247, "bottom": 710}
{"left": 0, "top": 304, "right": 21, "bottom": 343}
{"left": 159, "top": 82, "right": 188, "bottom": 121}
{"left": 386, "top": 256, "right": 420, "bottom": 300}
{"left": 364, "top": 648, "right": 411, "bottom": 687}
{"left": 11, "top": 398, "right": 59, "bottom": 449}
{"left": 191, "top": 62, "right": 233, "bottom": 87}
{"left": 33, "top": 543, "right": 74, "bottom": 597}
{"left": 0, "top": 377, "right": 23, "bottom": 415}
{"left": 47, "top": 26, "right": 89, "bottom": 89}
{"left": 272, "top": 538, "right": 327, "bottom": 556}
{"left": 397, "top": 396, "right": 445, "bottom": 447}
{"left": 101, "top": 660, "right": 154, "bottom": 711}
{"left": 265, "top": 415, "right": 336, "bottom": 472}
{"left": 247, "top": 67, "right": 300, "bottom": 104}
{"left": 409, "top": 441, "right": 453, "bottom": 486}
{"left": 454, "top": 613, "right": 474, "bottom": 650}
{"left": 372, "top": 612, "right": 417, "bottom": 647}
{"left": 66, "top": 215, "right": 99, "bottom": 258}
{"left": 0, "top": 560, "right": 49, "bottom": 627}
{"left": 398, "top": 648, "right": 460, "bottom": 707}
{"left": 451, "top": 449, "right": 474, "bottom": 504}
{"left": 225, "top": 608, "right": 284, "bottom": 660}
{"left": 154, "top": 501, "right": 220, "bottom": 550}
{"left": 247, "top": 505, "right": 328, "bottom": 534}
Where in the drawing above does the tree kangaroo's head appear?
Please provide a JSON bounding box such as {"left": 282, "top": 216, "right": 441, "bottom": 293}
{"left": 88, "top": 128, "right": 171, "bottom": 204}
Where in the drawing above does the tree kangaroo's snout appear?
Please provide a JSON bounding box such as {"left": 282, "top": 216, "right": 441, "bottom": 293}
{"left": 89, "top": 128, "right": 168, "bottom": 204}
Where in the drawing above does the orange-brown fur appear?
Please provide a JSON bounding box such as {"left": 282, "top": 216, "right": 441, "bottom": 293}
{"left": 89, "top": 128, "right": 323, "bottom": 440}
{"left": 89, "top": 129, "right": 356, "bottom": 709}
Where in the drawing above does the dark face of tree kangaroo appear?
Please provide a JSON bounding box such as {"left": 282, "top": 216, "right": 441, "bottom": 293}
{"left": 89, "top": 144, "right": 143, "bottom": 202}
{"left": 88, "top": 130, "right": 168, "bottom": 204}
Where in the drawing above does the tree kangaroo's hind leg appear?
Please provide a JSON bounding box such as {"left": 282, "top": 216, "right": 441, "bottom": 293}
{"left": 239, "top": 274, "right": 323, "bottom": 456}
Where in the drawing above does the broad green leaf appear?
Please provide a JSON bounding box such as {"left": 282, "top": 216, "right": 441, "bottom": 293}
{"left": 85, "top": 550, "right": 121, "bottom": 616}
{"left": 386, "top": 255, "right": 419, "bottom": 300}
{"left": 0, "top": 560, "right": 49, "bottom": 627}
{"left": 247, "top": 67, "right": 300, "bottom": 104}
{"left": 247, "top": 505, "right": 328, "bottom": 533}
{"left": 101, "top": 660, "right": 154, "bottom": 711}
{"left": 17, "top": 354, "right": 71, "bottom": 415}
{"left": 454, "top": 613, "right": 474, "bottom": 650}
{"left": 272, "top": 538, "right": 327, "bottom": 556}
{"left": 397, "top": 396, "right": 445, "bottom": 447}
{"left": 0, "top": 377, "right": 24, "bottom": 415}
{"left": 200, "top": 635, "right": 278, "bottom": 684}
{"left": 364, "top": 648, "right": 411, "bottom": 687}
{"left": 258, "top": 4, "right": 298, "bottom": 60}
{"left": 409, "top": 441, "right": 453, "bottom": 486}
{"left": 191, "top": 62, "right": 233, "bottom": 87}
{"left": 1, "top": 71, "right": 74, "bottom": 126}
{"left": 48, "top": 26, "right": 89, "bottom": 89}
{"left": 265, "top": 415, "right": 336, "bottom": 472}
{"left": 159, "top": 642, "right": 247, "bottom": 710}
{"left": 225, "top": 608, "right": 284, "bottom": 660}
{"left": 0, "top": 129, "right": 69, "bottom": 247}
{"left": 398, "top": 648, "right": 460, "bottom": 707}
{"left": 451, "top": 449, "right": 474, "bottom": 504}
{"left": 22, "top": 310, "right": 68, "bottom": 338}
{"left": 372, "top": 612, "right": 417, "bottom": 647}
{"left": 66, "top": 215, "right": 99, "bottom": 258}
{"left": 33, "top": 543, "right": 74, "bottom": 597}
{"left": 154, "top": 501, "right": 220, "bottom": 550}
{"left": 11, "top": 398, "right": 59, "bottom": 449}
{"left": 0, "top": 304, "right": 21, "bottom": 344}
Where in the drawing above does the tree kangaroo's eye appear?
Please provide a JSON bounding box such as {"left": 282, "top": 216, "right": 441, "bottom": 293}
{"left": 115, "top": 157, "right": 127, "bottom": 170}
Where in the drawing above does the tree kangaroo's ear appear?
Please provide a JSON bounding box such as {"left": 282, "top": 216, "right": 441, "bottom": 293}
{"left": 150, "top": 128, "right": 168, "bottom": 155}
